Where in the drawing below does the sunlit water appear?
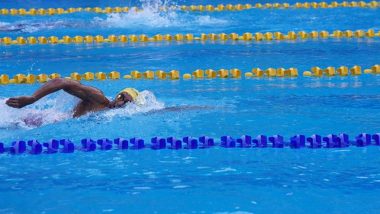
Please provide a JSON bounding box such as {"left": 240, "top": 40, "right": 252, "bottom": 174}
{"left": 0, "top": 0, "right": 380, "bottom": 213}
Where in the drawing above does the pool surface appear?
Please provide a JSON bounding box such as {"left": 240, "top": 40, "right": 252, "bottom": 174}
{"left": 0, "top": 0, "right": 380, "bottom": 213}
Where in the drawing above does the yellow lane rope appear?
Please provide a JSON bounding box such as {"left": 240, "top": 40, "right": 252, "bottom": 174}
{"left": 0, "top": 1, "right": 379, "bottom": 16}
{"left": 1, "top": 29, "right": 379, "bottom": 46}
{"left": 0, "top": 65, "right": 379, "bottom": 85}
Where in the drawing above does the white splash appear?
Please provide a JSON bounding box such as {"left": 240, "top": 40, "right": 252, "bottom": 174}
{"left": 0, "top": 92, "right": 75, "bottom": 129}
{"left": 0, "top": 90, "right": 164, "bottom": 129}
{"left": 93, "top": 11, "right": 228, "bottom": 29}
{"left": 101, "top": 90, "right": 165, "bottom": 118}
{"left": 92, "top": 0, "right": 176, "bottom": 28}
{"left": 92, "top": 0, "right": 228, "bottom": 29}
{"left": 93, "top": 10, "right": 179, "bottom": 28}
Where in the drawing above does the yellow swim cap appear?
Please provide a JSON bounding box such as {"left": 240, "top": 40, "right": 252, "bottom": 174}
{"left": 118, "top": 88, "right": 139, "bottom": 101}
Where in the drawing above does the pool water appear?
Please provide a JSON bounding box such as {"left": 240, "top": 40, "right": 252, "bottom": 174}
{"left": 1, "top": 0, "right": 380, "bottom": 213}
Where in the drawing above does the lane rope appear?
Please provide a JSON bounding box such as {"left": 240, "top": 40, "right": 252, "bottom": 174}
{"left": 1, "top": 29, "right": 379, "bottom": 46}
{"left": 0, "top": 64, "right": 379, "bottom": 85}
{"left": 1, "top": 133, "right": 379, "bottom": 155}
{"left": 0, "top": 1, "right": 379, "bottom": 16}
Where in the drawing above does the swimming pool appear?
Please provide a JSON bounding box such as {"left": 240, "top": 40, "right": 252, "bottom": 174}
{"left": 1, "top": 0, "right": 380, "bottom": 213}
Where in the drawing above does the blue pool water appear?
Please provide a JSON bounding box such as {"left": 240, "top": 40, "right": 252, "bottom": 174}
{"left": 1, "top": 0, "right": 380, "bottom": 213}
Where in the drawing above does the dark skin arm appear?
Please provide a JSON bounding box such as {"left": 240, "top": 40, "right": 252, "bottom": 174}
{"left": 6, "top": 78, "right": 110, "bottom": 109}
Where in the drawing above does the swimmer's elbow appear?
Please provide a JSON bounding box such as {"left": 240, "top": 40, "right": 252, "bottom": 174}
{"left": 50, "top": 78, "right": 77, "bottom": 90}
{"left": 47, "top": 78, "right": 67, "bottom": 88}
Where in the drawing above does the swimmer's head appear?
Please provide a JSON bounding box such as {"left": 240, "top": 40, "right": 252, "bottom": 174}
{"left": 109, "top": 88, "right": 139, "bottom": 108}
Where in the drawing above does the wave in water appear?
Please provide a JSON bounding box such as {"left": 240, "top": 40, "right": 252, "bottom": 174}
{"left": 0, "top": 90, "right": 164, "bottom": 129}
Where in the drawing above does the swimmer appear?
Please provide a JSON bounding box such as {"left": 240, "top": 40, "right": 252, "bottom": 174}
{"left": 6, "top": 78, "right": 138, "bottom": 117}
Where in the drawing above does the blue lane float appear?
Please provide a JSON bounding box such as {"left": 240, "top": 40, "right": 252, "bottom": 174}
{"left": 1, "top": 133, "right": 380, "bottom": 155}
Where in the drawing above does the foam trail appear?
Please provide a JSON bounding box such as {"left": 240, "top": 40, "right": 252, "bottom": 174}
{"left": 0, "top": 90, "right": 164, "bottom": 129}
{"left": 1, "top": 14, "right": 228, "bottom": 33}
{"left": 1, "top": 0, "right": 229, "bottom": 33}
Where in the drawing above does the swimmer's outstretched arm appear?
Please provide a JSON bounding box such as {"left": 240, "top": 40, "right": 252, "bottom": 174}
{"left": 6, "top": 78, "right": 109, "bottom": 108}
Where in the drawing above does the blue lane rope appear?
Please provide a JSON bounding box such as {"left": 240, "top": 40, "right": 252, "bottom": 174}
{"left": 1, "top": 133, "right": 379, "bottom": 155}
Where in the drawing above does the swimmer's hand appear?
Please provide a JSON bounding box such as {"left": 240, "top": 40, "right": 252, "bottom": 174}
{"left": 6, "top": 96, "right": 36, "bottom": 108}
